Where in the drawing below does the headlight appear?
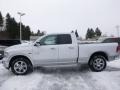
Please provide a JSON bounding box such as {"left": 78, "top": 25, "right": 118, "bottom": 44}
{"left": 4, "top": 52, "right": 9, "bottom": 57}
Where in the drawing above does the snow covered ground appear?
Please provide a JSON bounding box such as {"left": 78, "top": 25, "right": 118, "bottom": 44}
{"left": 0, "top": 60, "right": 120, "bottom": 90}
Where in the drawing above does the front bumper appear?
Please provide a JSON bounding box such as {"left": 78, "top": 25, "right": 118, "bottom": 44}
{"left": 2, "top": 57, "right": 9, "bottom": 69}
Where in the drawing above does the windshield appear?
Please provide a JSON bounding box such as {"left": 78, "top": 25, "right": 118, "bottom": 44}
{"left": 34, "top": 35, "right": 46, "bottom": 43}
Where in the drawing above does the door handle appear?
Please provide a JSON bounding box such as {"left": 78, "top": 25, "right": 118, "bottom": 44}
{"left": 50, "top": 47, "right": 56, "bottom": 50}
{"left": 68, "top": 47, "right": 74, "bottom": 49}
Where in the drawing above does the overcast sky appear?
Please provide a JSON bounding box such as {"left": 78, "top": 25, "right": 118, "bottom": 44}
{"left": 1, "top": 0, "right": 120, "bottom": 38}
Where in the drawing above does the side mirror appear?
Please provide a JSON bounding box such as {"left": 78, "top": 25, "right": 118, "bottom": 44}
{"left": 34, "top": 42, "right": 41, "bottom": 46}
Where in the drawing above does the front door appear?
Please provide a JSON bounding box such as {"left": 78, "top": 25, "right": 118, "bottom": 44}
{"left": 33, "top": 35, "right": 58, "bottom": 65}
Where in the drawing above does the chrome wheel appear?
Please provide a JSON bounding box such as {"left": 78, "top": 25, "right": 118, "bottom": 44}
{"left": 89, "top": 55, "right": 107, "bottom": 72}
{"left": 14, "top": 61, "right": 27, "bottom": 74}
{"left": 93, "top": 58, "right": 105, "bottom": 70}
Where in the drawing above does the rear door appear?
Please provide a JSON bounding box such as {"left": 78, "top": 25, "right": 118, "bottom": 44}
{"left": 58, "top": 34, "right": 78, "bottom": 63}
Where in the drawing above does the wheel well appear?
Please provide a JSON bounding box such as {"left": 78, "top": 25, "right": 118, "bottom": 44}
{"left": 9, "top": 55, "right": 33, "bottom": 68}
{"left": 89, "top": 52, "right": 108, "bottom": 61}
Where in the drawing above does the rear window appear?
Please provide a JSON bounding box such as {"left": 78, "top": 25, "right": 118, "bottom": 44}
{"left": 57, "top": 34, "right": 72, "bottom": 44}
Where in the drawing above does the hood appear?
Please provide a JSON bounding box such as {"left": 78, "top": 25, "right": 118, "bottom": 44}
{"left": 5, "top": 42, "right": 33, "bottom": 52}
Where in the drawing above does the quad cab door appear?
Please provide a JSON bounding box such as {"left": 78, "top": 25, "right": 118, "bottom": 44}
{"left": 57, "top": 34, "right": 78, "bottom": 63}
{"left": 33, "top": 35, "right": 59, "bottom": 65}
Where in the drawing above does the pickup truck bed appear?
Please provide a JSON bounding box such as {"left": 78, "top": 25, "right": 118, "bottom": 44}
{"left": 78, "top": 43, "right": 118, "bottom": 63}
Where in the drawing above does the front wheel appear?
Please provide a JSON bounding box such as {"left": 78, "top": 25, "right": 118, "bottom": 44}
{"left": 88, "top": 55, "right": 107, "bottom": 72}
{"left": 11, "top": 57, "right": 33, "bottom": 75}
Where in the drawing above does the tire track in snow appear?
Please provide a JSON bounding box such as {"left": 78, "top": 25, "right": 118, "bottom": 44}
{"left": 34, "top": 66, "right": 91, "bottom": 90}
{"left": 36, "top": 73, "right": 91, "bottom": 90}
{"left": 80, "top": 71, "right": 107, "bottom": 90}
{"left": 77, "top": 64, "right": 106, "bottom": 90}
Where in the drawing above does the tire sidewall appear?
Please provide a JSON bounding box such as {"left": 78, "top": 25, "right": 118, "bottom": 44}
{"left": 89, "top": 55, "right": 107, "bottom": 72}
{"left": 11, "top": 57, "right": 31, "bottom": 75}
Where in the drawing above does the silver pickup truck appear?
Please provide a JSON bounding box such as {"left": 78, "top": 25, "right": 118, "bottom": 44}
{"left": 2, "top": 33, "right": 119, "bottom": 75}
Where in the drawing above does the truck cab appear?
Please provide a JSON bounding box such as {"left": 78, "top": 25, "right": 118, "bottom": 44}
{"left": 33, "top": 33, "right": 78, "bottom": 65}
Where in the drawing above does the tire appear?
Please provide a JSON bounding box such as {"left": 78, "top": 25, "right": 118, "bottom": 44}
{"left": 11, "top": 57, "right": 33, "bottom": 75}
{"left": 88, "top": 55, "right": 107, "bottom": 72}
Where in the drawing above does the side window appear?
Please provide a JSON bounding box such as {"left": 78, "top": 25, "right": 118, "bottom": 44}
{"left": 58, "top": 34, "right": 72, "bottom": 44}
{"left": 40, "top": 35, "right": 57, "bottom": 45}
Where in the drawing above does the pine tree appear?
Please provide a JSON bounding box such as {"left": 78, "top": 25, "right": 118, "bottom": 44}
{"left": 0, "top": 12, "right": 3, "bottom": 31}
{"left": 0, "top": 12, "right": 3, "bottom": 27}
{"left": 31, "top": 31, "right": 35, "bottom": 36}
{"left": 6, "top": 13, "right": 31, "bottom": 40}
{"left": 6, "top": 13, "right": 20, "bottom": 39}
{"left": 37, "top": 29, "right": 41, "bottom": 36}
{"left": 90, "top": 28, "right": 95, "bottom": 38}
{"left": 95, "top": 27, "right": 102, "bottom": 37}
{"left": 41, "top": 31, "right": 45, "bottom": 36}
{"left": 86, "top": 28, "right": 95, "bottom": 39}
{"left": 25, "top": 26, "right": 31, "bottom": 40}
{"left": 6, "top": 13, "right": 11, "bottom": 38}
{"left": 10, "top": 18, "right": 19, "bottom": 39}
{"left": 86, "top": 28, "right": 90, "bottom": 39}
{"left": 22, "top": 24, "right": 26, "bottom": 40}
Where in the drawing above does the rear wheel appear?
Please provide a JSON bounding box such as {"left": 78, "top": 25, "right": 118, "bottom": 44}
{"left": 11, "top": 57, "right": 33, "bottom": 75}
{"left": 88, "top": 55, "right": 107, "bottom": 72}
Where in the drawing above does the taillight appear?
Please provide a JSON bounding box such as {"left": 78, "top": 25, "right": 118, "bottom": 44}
{"left": 117, "top": 45, "right": 120, "bottom": 52}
